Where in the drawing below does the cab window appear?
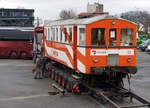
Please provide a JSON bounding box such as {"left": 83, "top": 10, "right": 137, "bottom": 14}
{"left": 121, "top": 29, "right": 133, "bottom": 46}
{"left": 91, "top": 28, "right": 105, "bottom": 46}
{"left": 109, "top": 29, "right": 117, "bottom": 46}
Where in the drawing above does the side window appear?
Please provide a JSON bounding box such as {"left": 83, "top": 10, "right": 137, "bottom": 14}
{"left": 50, "top": 28, "right": 52, "bottom": 41}
{"left": 64, "top": 28, "right": 67, "bottom": 43}
{"left": 57, "top": 27, "right": 60, "bottom": 42}
{"left": 121, "top": 29, "right": 133, "bottom": 46}
{"left": 91, "top": 28, "right": 105, "bottom": 46}
{"left": 48, "top": 28, "right": 50, "bottom": 40}
{"left": 60, "top": 28, "right": 63, "bottom": 42}
{"left": 69, "top": 27, "right": 73, "bottom": 44}
{"left": 51, "top": 28, "right": 55, "bottom": 41}
{"left": 109, "top": 29, "right": 117, "bottom": 46}
{"left": 55, "top": 28, "right": 58, "bottom": 42}
{"left": 45, "top": 28, "right": 47, "bottom": 40}
{"left": 79, "top": 28, "right": 86, "bottom": 46}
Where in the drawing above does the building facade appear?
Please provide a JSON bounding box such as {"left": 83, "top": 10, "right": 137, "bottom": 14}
{"left": 0, "top": 8, "right": 34, "bottom": 27}
{"left": 148, "top": 24, "right": 150, "bottom": 34}
{"left": 87, "top": 2, "right": 103, "bottom": 13}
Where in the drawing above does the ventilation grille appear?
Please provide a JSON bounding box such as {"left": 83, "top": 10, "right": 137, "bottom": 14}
{"left": 107, "top": 54, "right": 119, "bottom": 66}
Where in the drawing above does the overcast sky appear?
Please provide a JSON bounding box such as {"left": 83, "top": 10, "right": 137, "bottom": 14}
{"left": 0, "top": 0, "right": 150, "bottom": 21}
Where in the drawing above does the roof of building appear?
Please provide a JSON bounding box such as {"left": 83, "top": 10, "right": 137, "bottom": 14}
{"left": 0, "top": 8, "right": 34, "bottom": 12}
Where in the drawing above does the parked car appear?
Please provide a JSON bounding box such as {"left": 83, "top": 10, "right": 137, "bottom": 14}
{"left": 146, "top": 45, "right": 150, "bottom": 53}
{"left": 139, "top": 39, "right": 150, "bottom": 51}
{"left": 137, "top": 35, "right": 148, "bottom": 45}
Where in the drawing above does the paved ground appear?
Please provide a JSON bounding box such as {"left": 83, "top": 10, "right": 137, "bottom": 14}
{"left": 0, "top": 50, "right": 150, "bottom": 108}
{"left": 131, "top": 50, "right": 150, "bottom": 100}
{"left": 0, "top": 59, "right": 104, "bottom": 108}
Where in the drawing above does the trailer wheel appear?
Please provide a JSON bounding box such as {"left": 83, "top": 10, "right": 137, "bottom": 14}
{"left": 48, "top": 69, "right": 52, "bottom": 79}
{"left": 62, "top": 77, "right": 67, "bottom": 89}
{"left": 66, "top": 80, "right": 73, "bottom": 92}
{"left": 57, "top": 73, "right": 61, "bottom": 84}
{"left": 9, "top": 51, "right": 18, "bottom": 59}
{"left": 55, "top": 72, "right": 59, "bottom": 83}
{"left": 20, "top": 51, "right": 28, "bottom": 59}
{"left": 59, "top": 74, "right": 63, "bottom": 86}
{"left": 51, "top": 69, "right": 56, "bottom": 80}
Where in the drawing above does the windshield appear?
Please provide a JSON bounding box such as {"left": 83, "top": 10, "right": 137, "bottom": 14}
{"left": 91, "top": 28, "right": 105, "bottom": 46}
{"left": 145, "top": 39, "right": 150, "bottom": 43}
{"left": 143, "top": 38, "right": 147, "bottom": 40}
{"left": 121, "top": 29, "right": 133, "bottom": 46}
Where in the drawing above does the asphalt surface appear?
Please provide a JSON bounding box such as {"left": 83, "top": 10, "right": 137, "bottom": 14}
{"left": 0, "top": 50, "right": 150, "bottom": 108}
{"left": 0, "top": 59, "right": 105, "bottom": 108}
{"left": 131, "top": 50, "right": 150, "bottom": 100}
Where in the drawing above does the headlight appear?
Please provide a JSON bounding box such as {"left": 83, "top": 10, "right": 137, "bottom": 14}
{"left": 127, "top": 58, "right": 132, "bottom": 63}
{"left": 93, "top": 58, "right": 98, "bottom": 63}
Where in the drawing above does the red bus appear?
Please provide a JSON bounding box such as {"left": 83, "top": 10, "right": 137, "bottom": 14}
{"left": 0, "top": 27, "right": 33, "bottom": 59}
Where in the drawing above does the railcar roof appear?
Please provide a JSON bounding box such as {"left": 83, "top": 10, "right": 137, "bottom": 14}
{"left": 44, "top": 15, "right": 120, "bottom": 26}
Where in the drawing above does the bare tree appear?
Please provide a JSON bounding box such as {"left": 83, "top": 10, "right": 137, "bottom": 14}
{"left": 59, "top": 9, "right": 77, "bottom": 19}
{"left": 121, "top": 11, "right": 150, "bottom": 31}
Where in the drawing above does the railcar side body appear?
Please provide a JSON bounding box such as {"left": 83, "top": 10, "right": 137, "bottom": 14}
{"left": 41, "top": 15, "right": 137, "bottom": 75}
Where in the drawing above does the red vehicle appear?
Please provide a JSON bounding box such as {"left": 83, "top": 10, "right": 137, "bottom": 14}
{"left": 0, "top": 27, "right": 33, "bottom": 59}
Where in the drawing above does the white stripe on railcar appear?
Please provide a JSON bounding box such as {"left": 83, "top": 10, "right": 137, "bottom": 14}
{"left": 78, "top": 47, "right": 86, "bottom": 56}
{"left": 66, "top": 45, "right": 73, "bottom": 59}
{"left": 45, "top": 43, "right": 73, "bottom": 68}
{"left": 77, "top": 59, "right": 86, "bottom": 73}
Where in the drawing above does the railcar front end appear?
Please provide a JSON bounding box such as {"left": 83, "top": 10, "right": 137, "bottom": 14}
{"left": 77, "top": 19, "right": 137, "bottom": 75}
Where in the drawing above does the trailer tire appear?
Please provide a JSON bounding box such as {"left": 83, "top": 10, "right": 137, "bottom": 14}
{"left": 48, "top": 69, "right": 52, "bottom": 79}
{"left": 62, "top": 77, "right": 67, "bottom": 89}
{"left": 9, "top": 51, "right": 18, "bottom": 59}
{"left": 66, "top": 80, "right": 73, "bottom": 92}
{"left": 20, "top": 51, "right": 28, "bottom": 59}
{"left": 51, "top": 69, "right": 56, "bottom": 80}
{"left": 59, "top": 74, "right": 63, "bottom": 86}
{"left": 55, "top": 72, "right": 59, "bottom": 83}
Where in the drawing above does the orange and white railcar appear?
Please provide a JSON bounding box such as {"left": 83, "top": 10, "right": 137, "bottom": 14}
{"left": 43, "top": 15, "right": 137, "bottom": 75}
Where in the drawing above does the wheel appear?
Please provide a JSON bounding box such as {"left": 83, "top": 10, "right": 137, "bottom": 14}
{"left": 62, "top": 76, "right": 67, "bottom": 89}
{"left": 48, "top": 69, "right": 52, "bottom": 79}
{"left": 50, "top": 69, "right": 55, "bottom": 79}
{"left": 20, "top": 51, "right": 28, "bottom": 59}
{"left": 55, "top": 72, "right": 59, "bottom": 83}
{"left": 66, "top": 80, "right": 73, "bottom": 92}
{"left": 51, "top": 70, "right": 56, "bottom": 80}
{"left": 57, "top": 75, "right": 61, "bottom": 84}
{"left": 142, "top": 48, "right": 145, "bottom": 52}
{"left": 9, "top": 51, "right": 18, "bottom": 59}
{"left": 59, "top": 74, "right": 63, "bottom": 86}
